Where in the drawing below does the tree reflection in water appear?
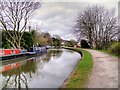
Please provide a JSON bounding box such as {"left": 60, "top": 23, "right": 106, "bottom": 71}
{"left": 2, "top": 49, "right": 63, "bottom": 89}
{"left": 44, "top": 49, "right": 62, "bottom": 61}
{"left": 2, "top": 60, "right": 37, "bottom": 89}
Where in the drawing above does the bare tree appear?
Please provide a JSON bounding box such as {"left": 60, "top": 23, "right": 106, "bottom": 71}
{"left": 0, "top": 0, "right": 41, "bottom": 49}
{"left": 74, "top": 5, "right": 119, "bottom": 49}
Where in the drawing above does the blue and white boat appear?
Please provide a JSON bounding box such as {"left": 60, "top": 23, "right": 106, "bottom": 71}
{"left": 27, "top": 46, "right": 47, "bottom": 55}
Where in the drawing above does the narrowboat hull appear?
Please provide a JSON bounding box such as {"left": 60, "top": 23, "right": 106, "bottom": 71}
{"left": 0, "top": 53, "right": 27, "bottom": 61}
{"left": 0, "top": 46, "right": 48, "bottom": 61}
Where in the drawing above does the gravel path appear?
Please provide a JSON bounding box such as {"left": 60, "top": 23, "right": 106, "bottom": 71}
{"left": 85, "top": 49, "right": 119, "bottom": 88}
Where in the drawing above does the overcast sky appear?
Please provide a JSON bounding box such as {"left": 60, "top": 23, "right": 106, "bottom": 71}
{"left": 30, "top": 0, "right": 119, "bottom": 41}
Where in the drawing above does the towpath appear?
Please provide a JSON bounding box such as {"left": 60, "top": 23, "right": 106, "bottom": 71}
{"left": 84, "top": 49, "right": 119, "bottom": 88}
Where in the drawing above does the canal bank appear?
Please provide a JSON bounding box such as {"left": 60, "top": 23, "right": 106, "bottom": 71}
{"left": 61, "top": 47, "right": 93, "bottom": 88}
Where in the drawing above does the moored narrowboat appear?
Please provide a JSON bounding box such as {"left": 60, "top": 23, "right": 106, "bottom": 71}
{"left": 0, "top": 49, "right": 27, "bottom": 60}
{"left": 0, "top": 46, "right": 48, "bottom": 60}
{"left": 27, "top": 46, "right": 47, "bottom": 55}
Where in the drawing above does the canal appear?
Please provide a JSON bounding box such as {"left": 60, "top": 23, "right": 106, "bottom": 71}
{"left": 0, "top": 49, "right": 81, "bottom": 89}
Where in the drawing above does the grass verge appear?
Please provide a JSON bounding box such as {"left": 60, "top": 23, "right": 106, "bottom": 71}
{"left": 98, "top": 49, "right": 120, "bottom": 58}
{"left": 61, "top": 47, "right": 93, "bottom": 88}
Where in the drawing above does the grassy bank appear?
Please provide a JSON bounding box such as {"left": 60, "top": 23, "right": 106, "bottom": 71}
{"left": 62, "top": 47, "right": 93, "bottom": 88}
{"left": 98, "top": 42, "right": 120, "bottom": 58}
{"left": 98, "top": 49, "right": 120, "bottom": 58}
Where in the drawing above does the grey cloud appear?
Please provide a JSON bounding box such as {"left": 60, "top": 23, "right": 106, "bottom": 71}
{"left": 32, "top": 2, "right": 82, "bottom": 40}
{"left": 30, "top": 2, "right": 117, "bottom": 40}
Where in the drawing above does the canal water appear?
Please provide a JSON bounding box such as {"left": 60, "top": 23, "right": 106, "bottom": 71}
{"left": 0, "top": 49, "right": 81, "bottom": 89}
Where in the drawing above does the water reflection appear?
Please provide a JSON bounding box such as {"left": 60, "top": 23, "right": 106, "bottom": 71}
{"left": 2, "top": 59, "right": 36, "bottom": 89}
{"left": 43, "top": 49, "right": 62, "bottom": 61}
{"left": 1, "top": 49, "right": 81, "bottom": 89}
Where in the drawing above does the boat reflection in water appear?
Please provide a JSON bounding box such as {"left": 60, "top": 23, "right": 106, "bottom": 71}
{"left": 1, "top": 49, "right": 81, "bottom": 89}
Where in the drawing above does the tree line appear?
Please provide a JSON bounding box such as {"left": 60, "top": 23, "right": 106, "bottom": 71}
{"left": 0, "top": 1, "right": 72, "bottom": 49}
{"left": 0, "top": 0, "right": 41, "bottom": 49}
{"left": 2, "top": 29, "right": 64, "bottom": 49}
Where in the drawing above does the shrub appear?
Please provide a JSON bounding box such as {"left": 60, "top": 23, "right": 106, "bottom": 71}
{"left": 108, "top": 42, "right": 120, "bottom": 55}
{"left": 81, "top": 39, "right": 90, "bottom": 48}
